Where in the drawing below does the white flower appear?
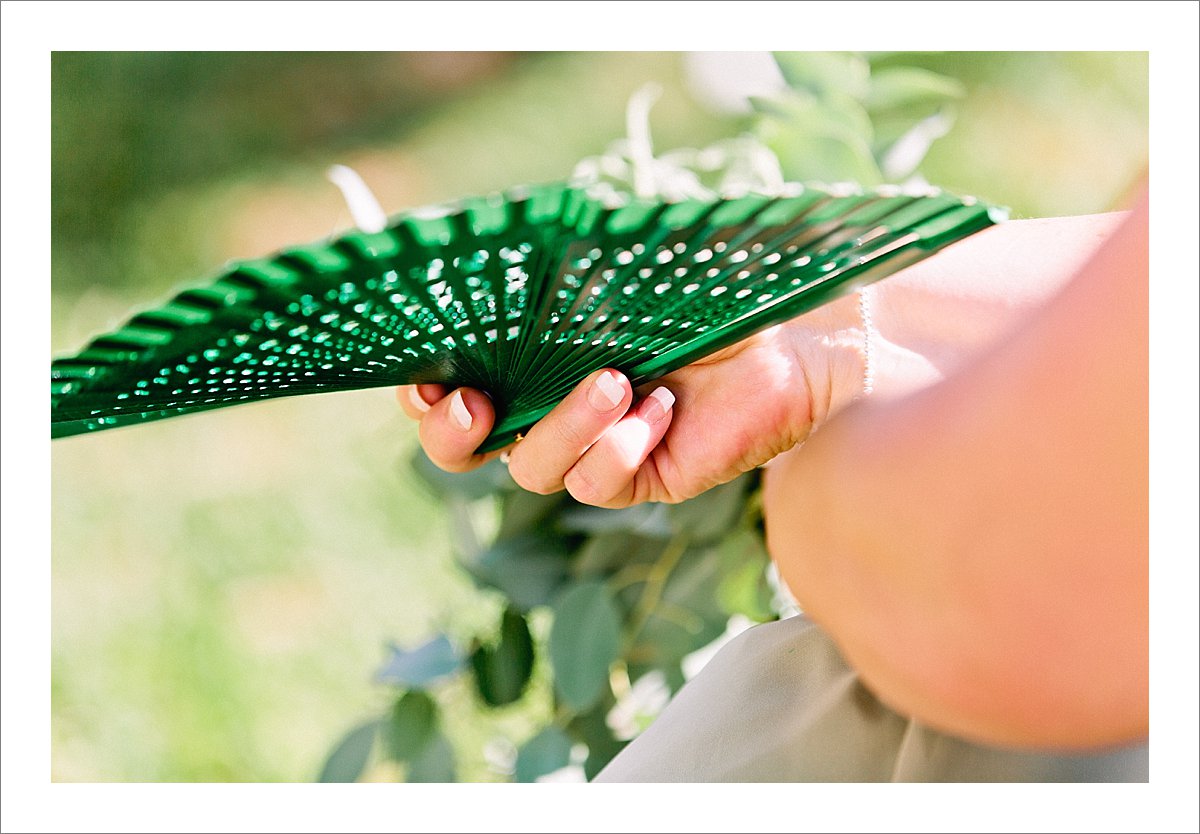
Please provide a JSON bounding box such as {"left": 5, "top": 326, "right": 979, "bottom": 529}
{"left": 606, "top": 669, "right": 672, "bottom": 741}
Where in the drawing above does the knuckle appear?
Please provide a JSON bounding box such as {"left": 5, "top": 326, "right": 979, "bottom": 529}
{"left": 507, "top": 454, "right": 562, "bottom": 496}
{"left": 428, "top": 455, "right": 473, "bottom": 475}
{"left": 546, "top": 413, "right": 590, "bottom": 451}
{"left": 564, "top": 467, "right": 619, "bottom": 508}
{"left": 563, "top": 469, "right": 600, "bottom": 506}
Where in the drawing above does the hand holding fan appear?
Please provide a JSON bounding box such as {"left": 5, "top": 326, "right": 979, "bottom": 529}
{"left": 50, "top": 182, "right": 1002, "bottom": 451}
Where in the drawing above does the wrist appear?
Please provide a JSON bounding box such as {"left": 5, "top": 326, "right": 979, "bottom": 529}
{"left": 780, "top": 292, "right": 870, "bottom": 438}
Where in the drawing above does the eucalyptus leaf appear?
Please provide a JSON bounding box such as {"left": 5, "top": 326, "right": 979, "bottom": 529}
{"left": 549, "top": 581, "right": 622, "bottom": 711}
{"left": 573, "top": 532, "right": 664, "bottom": 577}
{"left": 514, "top": 727, "right": 574, "bottom": 783}
{"left": 410, "top": 447, "right": 513, "bottom": 501}
{"left": 865, "top": 66, "right": 965, "bottom": 116}
{"left": 630, "top": 604, "right": 727, "bottom": 679}
{"left": 383, "top": 691, "right": 438, "bottom": 762}
{"left": 406, "top": 731, "right": 457, "bottom": 782}
{"left": 667, "top": 475, "right": 750, "bottom": 541}
{"left": 758, "top": 115, "right": 882, "bottom": 185}
{"left": 317, "top": 719, "right": 380, "bottom": 783}
{"left": 468, "top": 533, "right": 574, "bottom": 611}
{"left": 375, "top": 635, "right": 463, "bottom": 689}
{"left": 558, "top": 502, "right": 672, "bottom": 537}
{"left": 753, "top": 90, "right": 880, "bottom": 184}
{"left": 660, "top": 543, "right": 730, "bottom": 621}
{"left": 753, "top": 88, "right": 874, "bottom": 145}
{"left": 496, "top": 489, "right": 569, "bottom": 539}
{"left": 772, "top": 51, "right": 870, "bottom": 100}
{"left": 623, "top": 543, "right": 729, "bottom": 678}
{"left": 471, "top": 607, "right": 535, "bottom": 707}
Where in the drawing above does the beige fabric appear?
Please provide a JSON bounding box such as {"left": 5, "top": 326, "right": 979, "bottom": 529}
{"left": 594, "top": 616, "right": 1148, "bottom": 782}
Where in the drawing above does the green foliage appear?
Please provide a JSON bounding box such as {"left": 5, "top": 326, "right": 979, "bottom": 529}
{"left": 48, "top": 50, "right": 1147, "bottom": 782}
{"left": 716, "top": 530, "right": 777, "bottom": 623}
{"left": 319, "top": 447, "right": 773, "bottom": 781}
{"left": 384, "top": 686, "right": 458, "bottom": 777}
{"left": 759, "top": 52, "right": 964, "bottom": 184}
{"left": 383, "top": 691, "right": 438, "bottom": 761}
{"left": 375, "top": 635, "right": 463, "bottom": 689}
{"left": 318, "top": 50, "right": 966, "bottom": 783}
{"left": 466, "top": 533, "right": 576, "bottom": 613}
{"left": 317, "top": 720, "right": 381, "bottom": 783}
{"left": 50, "top": 53, "right": 540, "bottom": 295}
{"left": 549, "top": 581, "right": 623, "bottom": 712}
{"left": 470, "top": 607, "right": 535, "bottom": 707}
{"left": 317, "top": 688, "right": 461, "bottom": 782}
{"left": 514, "top": 727, "right": 574, "bottom": 783}
{"left": 319, "top": 51, "right": 1133, "bottom": 783}
{"left": 406, "top": 731, "right": 457, "bottom": 782}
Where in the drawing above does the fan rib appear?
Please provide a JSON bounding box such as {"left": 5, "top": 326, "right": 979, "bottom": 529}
{"left": 51, "top": 183, "right": 1002, "bottom": 447}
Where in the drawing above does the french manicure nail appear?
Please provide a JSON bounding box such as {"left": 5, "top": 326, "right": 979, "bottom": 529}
{"left": 638, "top": 386, "right": 675, "bottom": 424}
{"left": 409, "top": 386, "right": 431, "bottom": 413}
{"left": 588, "top": 370, "right": 624, "bottom": 411}
{"left": 449, "top": 390, "right": 473, "bottom": 431}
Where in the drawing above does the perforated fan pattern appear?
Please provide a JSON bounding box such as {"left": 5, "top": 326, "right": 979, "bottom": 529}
{"left": 51, "top": 183, "right": 1002, "bottom": 451}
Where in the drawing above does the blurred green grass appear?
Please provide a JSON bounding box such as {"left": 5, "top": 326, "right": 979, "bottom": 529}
{"left": 51, "top": 51, "right": 1147, "bottom": 781}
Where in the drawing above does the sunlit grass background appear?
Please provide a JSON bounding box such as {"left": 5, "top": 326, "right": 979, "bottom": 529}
{"left": 51, "top": 51, "right": 1147, "bottom": 781}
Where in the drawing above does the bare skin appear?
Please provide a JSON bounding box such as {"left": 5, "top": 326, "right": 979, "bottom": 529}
{"left": 765, "top": 192, "right": 1148, "bottom": 750}
{"left": 397, "top": 302, "right": 864, "bottom": 507}
{"left": 399, "top": 194, "right": 1148, "bottom": 750}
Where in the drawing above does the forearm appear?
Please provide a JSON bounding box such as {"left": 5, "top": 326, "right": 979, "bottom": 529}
{"left": 862, "top": 212, "right": 1126, "bottom": 401}
{"left": 764, "top": 199, "right": 1148, "bottom": 749}
{"left": 779, "top": 213, "right": 1129, "bottom": 437}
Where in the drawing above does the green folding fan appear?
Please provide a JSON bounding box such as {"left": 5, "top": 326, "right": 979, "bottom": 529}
{"left": 51, "top": 183, "right": 1003, "bottom": 452}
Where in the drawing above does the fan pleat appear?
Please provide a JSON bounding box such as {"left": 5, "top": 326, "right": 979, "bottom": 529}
{"left": 51, "top": 183, "right": 1003, "bottom": 448}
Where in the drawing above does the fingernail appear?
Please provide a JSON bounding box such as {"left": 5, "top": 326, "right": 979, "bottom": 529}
{"left": 449, "top": 390, "right": 472, "bottom": 431}
{"left": 638, "top": 386, "right": 675, "bottom": 424}
{"left": 588, "top": 370, "right": 624, "bottom": 411}
{"left": 409, "top": 386, "right": 431, "bottom": 413}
